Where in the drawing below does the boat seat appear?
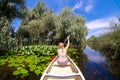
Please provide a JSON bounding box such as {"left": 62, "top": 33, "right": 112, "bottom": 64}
{"left": 53, "top": 61, "right": 71, "bottom": 66}
{"left": 45, "top": 73, "right": 80, "bottom": 80}
{"left": 48, "top": 66, "right": 73, "bottom": 75}
{"left": 47, "top": 78, "right": 75, "bottom": 80}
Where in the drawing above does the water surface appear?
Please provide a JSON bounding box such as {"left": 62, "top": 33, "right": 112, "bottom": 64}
{"left": 83, "top": 46, "right": 120, "bottom": 80}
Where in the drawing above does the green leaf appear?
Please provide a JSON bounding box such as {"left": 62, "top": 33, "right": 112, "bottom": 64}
{"left": 35, "top": 70, "right": 41, "bottom": 75}
{"left": 37, "top": 66, "right": 42, "bottom": 70}
{"left": 13, "top": 70, "right": 21, "bottom": 75}
{"left": 29, "top": 65, "right": 36, "bottom": 71}
{"left": 20, "top": 69, "right": 28, "bottom": 75}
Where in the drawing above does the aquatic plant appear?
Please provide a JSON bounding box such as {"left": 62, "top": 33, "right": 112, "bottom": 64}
{"left": 0, "top": 45, "right": 57, "bottom": 78}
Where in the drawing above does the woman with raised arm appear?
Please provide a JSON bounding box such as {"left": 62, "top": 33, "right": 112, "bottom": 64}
{"left": 57, "top": 36, "right": 70, "bottom": 66}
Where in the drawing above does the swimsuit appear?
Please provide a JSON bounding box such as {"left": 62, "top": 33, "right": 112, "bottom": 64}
{"left": 58, "top": 48, "right": 68, "bottom": 65}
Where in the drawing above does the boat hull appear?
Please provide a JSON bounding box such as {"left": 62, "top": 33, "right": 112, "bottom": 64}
{"left": 40, "top": 55, "right": 85, "bottom": 80}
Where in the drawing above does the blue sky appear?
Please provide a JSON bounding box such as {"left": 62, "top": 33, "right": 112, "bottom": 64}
{"left": 12, "top": 0, "right": 120, "bottom": 38}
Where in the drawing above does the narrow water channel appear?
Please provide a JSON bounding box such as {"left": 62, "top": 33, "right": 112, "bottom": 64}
{"left": 83, "top": 46, "right": 120, "bottom": 80}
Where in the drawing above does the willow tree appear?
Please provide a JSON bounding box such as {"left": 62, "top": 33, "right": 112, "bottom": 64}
{"left": 17, "top": 2, "right": 54, "bottom": 45}
{"left": 0, "top": 0, "right": 26, "bottom": 54}
{"left": 17, "top": 4, "right": 88, "bottom": 48}
{"left": 32, "top": 2, "right": 48, "bottom": 19}
{"left": 20, "top": 6, "right": 31, "bottom": 25}
{"left": 54, "top": 7, "right": 72, "bottom": 41}
{"left": 54, "top": 7, "right": 88, "bottom": 50}
{"left": 0, "top": 0, "right": 26, "bottom": 21}
{"left": 0, "top": 19, "right": 16, "bottom": 55}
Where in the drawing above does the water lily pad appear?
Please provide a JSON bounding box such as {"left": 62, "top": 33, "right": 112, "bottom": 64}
{"left": 20, "top": 69, "right": 28, "bottom": 75}
{"left": 29, "top": 64, "right": 36, "bottom": 71}
{"left": 13, "top": 70, "right": 21, "bottom": 75}
{"left": 35, "top": 69, "right": 41, "bottom": 75}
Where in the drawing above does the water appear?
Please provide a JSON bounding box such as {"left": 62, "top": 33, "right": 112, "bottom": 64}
{"left": 83, "top": 46, "right": 120, "bottom": 80}
{"left": 0, "top": 46, "right": 120, "bottom": 80}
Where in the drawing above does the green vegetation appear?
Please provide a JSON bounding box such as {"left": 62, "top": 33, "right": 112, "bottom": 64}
{"left": 0, "top": 0, "right": 87, "bottom": 79}
{"left": 87, "top": 17, "right": 120, "bottom": 60}
{"left": 12, "top": 45, "right": 58, "bottom": 55}
{"left": 0, "top": 1, "right": 87, "bottom": 55}
{"left": 17, "top": 5, "right": 87, "bottom": 47}
{"left": 0, "top": 45, "right": 87, "bottom": 79}
{"left": 0, "top": 45, "right": 56, "bottom": 78}
{"left": 0, "top": 18, "right": 17, "bottom": 55}
{"left": 0, "top": 0, "right": 25, "bottom": 21}
{"left": 87, "top": 17, "right": 120, "bottom": 76}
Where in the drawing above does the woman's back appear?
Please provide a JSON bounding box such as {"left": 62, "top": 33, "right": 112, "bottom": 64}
{"left": 58, "top": 48, "right": 67, "bottom": 62}
{"left": 57, "top": 36, "right": 70, "bottom": 65}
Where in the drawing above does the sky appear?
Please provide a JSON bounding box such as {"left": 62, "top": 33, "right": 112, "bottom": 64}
{"left": 12, "top": 0, "right": 120, "bottom": 39}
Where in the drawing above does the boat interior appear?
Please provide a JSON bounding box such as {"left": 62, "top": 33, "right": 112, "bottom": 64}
{"left": 43, "top": 57, "right": 83, "bottom": 80}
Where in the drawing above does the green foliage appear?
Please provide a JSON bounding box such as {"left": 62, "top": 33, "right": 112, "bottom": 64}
{"left": 0, "top": 0, "right": 25, "bottom": 21}
{"left": 0, "top": 59, "right": 7, "bottom": 65}
{"left": 0, "top": 45, "right": 87, "bottom": 79}
{"left": 54, "top": 7, "right": 88, "bottom": 45}
{"left": 32, "top": 2, "right": 47, "bottom": 19}
{"left": 12, "top": 45, "right": 58, "bottom": 55}
{"left": 17, "top": 25, "right": 31, "bottom": 38}
{"left": 17, "top": 4, "right": 88, "bottom": 49}
{"left": 87, "top": 17, "right": 120, "bottom": 60}
{"left": 13, "top": 67, "right": 28, "bottom": 76}
{"left": 0, "top": 55, "right": 51, "bottom": 77}
{"left": 35, "top": 69, "right": 41, "bottom": 75}
{"left": 0, "top": 45, "right": 58, "bottom": 77}
{"left": 0, "top": 19, "right": 16, "bottom": 55}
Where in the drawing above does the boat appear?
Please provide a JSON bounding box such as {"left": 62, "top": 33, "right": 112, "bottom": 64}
{"left": 40, "top": 55, "right": 85, "bottom": 80}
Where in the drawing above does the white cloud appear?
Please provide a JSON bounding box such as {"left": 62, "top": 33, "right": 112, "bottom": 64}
{"left": 72, "top": 0, "right": 83, "bottom": 11}
{"left": 85, "top": 5, "right": 93, "bottom": 12}
{"left": 86, "top": 17, "right": 117, "bottom": 38}
{"left": 86, "top": 17, "right": 116, "bottom": 30}
{"left": 84, "top": 0, "right": 94, "bottom": 13}
{"left": 72, "top": 0, "right": 94, "bottom": 13}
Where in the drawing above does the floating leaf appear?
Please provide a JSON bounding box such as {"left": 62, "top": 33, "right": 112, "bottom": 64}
{"left": 21, "top": 69, "right": 28, "bottom": 75}
{"left": 29, "top": 65, "right": 36, "bottom": 71}
{"left": 35, "top": 70, "right": 41, "bottom": 75}
{"left": 13, "top": 70, "right": 21, "bottom": 75}
{"left": 17, "top": 67, "right": 23, "bottom": 70}
{"left": 37, "top": 66, "right": 42, "bottom": 70}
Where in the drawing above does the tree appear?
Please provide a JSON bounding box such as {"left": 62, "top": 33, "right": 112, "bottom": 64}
{"left": 54, "top": 7, "right": 73, "bottom": 41}
{"left": 32, "top": 2, "right": 47, "bottom": 19}
{"left": 17, "top": 4, "right": 88, "bottom": 48}
{"left": 0, "top": 19, "right": 16, "bottom": 55}
{"left": 54, "top": 7, "right": 88, "bottom": 49}
{"left": 20, "top": 6, "right": 31, "bottom": 25}
{"left": 0, "top": 0, "right": 25, "bottom": 21}
{"left": 17, "top": 2, "right": 55, "bottom": 44}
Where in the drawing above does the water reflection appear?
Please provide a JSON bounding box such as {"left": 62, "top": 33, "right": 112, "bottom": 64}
{"left": 84, "top": 46, "right": 106, "bottom": 63}
{"left": 83, "top": 46, "right": 120, "bottom": 80}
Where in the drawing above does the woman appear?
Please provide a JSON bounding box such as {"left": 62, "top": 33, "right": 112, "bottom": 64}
{"left": 57, "top": 36, "right": 70, "bottom": 66}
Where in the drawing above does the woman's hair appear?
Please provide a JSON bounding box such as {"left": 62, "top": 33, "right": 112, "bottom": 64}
{"left": 58, "top": 42, "right": 64, "bottom": 48}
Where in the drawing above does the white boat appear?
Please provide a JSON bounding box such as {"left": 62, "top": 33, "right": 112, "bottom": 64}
{"left": 40, "top": 55, "right": 85, "bottom": 80}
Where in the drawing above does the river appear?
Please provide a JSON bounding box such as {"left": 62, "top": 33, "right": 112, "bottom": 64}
{"left": 83, "top": 46, "right": 120, "bottom": 80}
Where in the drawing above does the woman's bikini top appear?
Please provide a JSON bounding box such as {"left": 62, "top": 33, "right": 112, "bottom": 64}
{"left": 59, "top": 48, "right": 66, "bottom": 58}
